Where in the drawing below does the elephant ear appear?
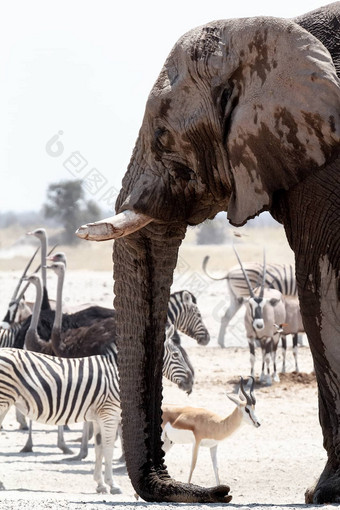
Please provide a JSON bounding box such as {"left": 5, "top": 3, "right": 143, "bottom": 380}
{"left": 210, "top": 18, "right": 340, "bottom": 226}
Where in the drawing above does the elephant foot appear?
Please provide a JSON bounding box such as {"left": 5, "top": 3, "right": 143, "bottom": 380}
{"left": 136, "top": 475, "right": 232, "bottom": 503}
{"left": 305, "top": 469, "right": 340, "bottom": 504}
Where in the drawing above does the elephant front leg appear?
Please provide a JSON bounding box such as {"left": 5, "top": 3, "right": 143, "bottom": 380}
{"left": 301, "top": 261, "right": 340, "bottom": 504}
{"left": 275, "top": 162, "right": 340, "bottom": 503}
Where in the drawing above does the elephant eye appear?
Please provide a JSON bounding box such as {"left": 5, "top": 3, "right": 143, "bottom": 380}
{"left": 154, "top": 127, "right": 172, "bottom": 153}
{"left": 171, "top": 164, "right": 193, "bottom": 182}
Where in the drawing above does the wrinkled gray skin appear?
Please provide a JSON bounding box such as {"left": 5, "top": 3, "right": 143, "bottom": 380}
{"left": 110, "top": 3, "right": 340, "bottom": 504}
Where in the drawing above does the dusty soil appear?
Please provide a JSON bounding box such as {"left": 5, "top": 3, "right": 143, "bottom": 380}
{"left": 0, "top": 269, "right": 327, "bottom": 509}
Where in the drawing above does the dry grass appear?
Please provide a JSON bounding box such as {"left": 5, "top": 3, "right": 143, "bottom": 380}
{"left": 0, "top": 222, "right": 294, "bottom": 273}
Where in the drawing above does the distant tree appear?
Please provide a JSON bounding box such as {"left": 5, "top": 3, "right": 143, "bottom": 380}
{"left": 196, "top": 218, "right": 229, "bottom": 245}
{"left": 43, "top": 180, "right": 101, "bottom": 244}
{"left": 0, "top": 211, "right": 18, "bottom": 228}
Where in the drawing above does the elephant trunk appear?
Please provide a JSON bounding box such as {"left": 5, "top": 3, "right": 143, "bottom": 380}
{"left": 113, "top": 222, "right": 184, "bottom": 497}
{"left": 113, "top": 223, "right": 231, "bottom": 502}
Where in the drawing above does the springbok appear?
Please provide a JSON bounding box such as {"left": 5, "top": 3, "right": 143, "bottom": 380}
{"left": 161, "top": 377, "right": 260, "bottom": 485}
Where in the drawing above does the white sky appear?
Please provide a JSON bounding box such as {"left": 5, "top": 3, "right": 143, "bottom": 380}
{"left": 1, "top": 0, "right": 332, "bottom": 213}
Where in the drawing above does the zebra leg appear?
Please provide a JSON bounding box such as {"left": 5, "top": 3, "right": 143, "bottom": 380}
{"left": 93, "top": 420, "right": 107, "bottom": 494}
{"left": 115, "top": 422, "right": 126, "bottom": 463}
{"left": 15, "top": 409, "right": 28, "bottom": 430}
{"left": 281, "top": 335, "right": 287, "bottom": 373}
{"left": 20, "top": 419, "right": 33, "bottom": 453}
{"left": 66, "top": 422, "right": 90, "bottom": 461}
{"left": 57, "top": 424, "right": 73, "bottom": 454}
{"left": 102, "top": 413, "right": 122, "bottom": 494}
{"left": 292, "top": 333, "right": 300, "bottom": 372}
{"left": 0, "top": 406, "right": 11, "bottom": 429}
{"left": 217, "top": 295, "right": 243, "bottom": 348}
{"left": 209, "top": 444, "right": 220, "bottom": 485}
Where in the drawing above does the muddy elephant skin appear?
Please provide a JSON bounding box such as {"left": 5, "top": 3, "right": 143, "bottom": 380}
{"left": 78, "top": 3, "right": 340, "bottom": 504}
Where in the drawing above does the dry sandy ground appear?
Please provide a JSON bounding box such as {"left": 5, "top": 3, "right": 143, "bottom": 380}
{"left": 0, "top": 268, "right": 329, "bottom": 510}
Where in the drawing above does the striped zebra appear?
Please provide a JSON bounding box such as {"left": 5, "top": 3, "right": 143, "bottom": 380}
{"left": 167, "top": 290, "right": 210, "bottom": 345}
{"left": 0, "top": 323, "right": 22, "bottom": 348}
{"left": 18, "top": 324, "right": 194, "bottom": 456}
{"left": 203, "top": 257, "right": 297, "bottom": 347}
{"left": 0, "top": 288, "right": 201, "bottom": 438}
{"left": 0, "top": 322, "right": 194, "bottom": 494}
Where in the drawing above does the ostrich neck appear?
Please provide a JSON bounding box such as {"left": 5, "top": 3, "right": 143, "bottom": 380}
{"left": 41, "top": 234, "right": 47, "bottom": 288}
{"left": 29, "top": 280, "right": 43, "bottom": 332}
{"left": 53, "top": 270, "right": 64, "bottom": 332}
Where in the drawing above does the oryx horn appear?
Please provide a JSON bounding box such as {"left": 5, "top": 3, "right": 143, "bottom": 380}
{"left": 259, "top": 249, "right": 267, "bottom": 299}
{"left": 233, "top": 245, "right": 255, "bottom": 298}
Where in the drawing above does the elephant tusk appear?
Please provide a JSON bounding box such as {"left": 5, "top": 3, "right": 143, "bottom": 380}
{"left": 75, "top": 210, "right": 153, "bottom": 241}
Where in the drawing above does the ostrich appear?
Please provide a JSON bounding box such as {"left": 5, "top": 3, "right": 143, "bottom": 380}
{"left": 26, "top": 228, "right": 51, "bottom": 310}
{"left": 23, "top": 275, "right": 54, "bottom": 355}
{"left": 47, "top": 261, "right": 115, "bottom": 357}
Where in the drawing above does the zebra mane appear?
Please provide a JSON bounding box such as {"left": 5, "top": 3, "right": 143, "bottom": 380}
{"left": 176, "top": 290, "right": 197, "bottom": 304}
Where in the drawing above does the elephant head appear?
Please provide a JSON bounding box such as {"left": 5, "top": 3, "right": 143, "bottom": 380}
{"left": 77, "top": 14, "right": 340, "bottom": 503}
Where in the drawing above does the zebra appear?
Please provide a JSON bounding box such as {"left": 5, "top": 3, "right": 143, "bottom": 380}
{"left": 0, "top": 321, "right": 194, "bottom": 494}
{"left": 70, "top": 324, "right": 194, "bottom": 462}
{"left": 0, "top": 323, "right": 30, "bottom": 431}
{"left": 202, "top": 256, "right": 297, "bottom": 347}
{"left": 167, "top": 290, "right": 210, "bottom": 346}
{"left": 0, "top": 323, "right": 22, "bottom": 348}
{"left": 0, "top": 287, "right": 202, "bottom": 439}
{"left": 0, "top": 345, "right": 121, "bottom": 494}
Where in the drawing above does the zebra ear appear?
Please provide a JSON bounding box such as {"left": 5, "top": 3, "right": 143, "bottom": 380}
{"left": 165, "top": 324, "right": 175, "bottom": 340}
{"left": 182, "top": 291, "right": 193, "bottom": 306}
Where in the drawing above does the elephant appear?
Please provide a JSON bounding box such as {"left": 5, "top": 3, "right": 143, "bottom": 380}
{"left": 77, "top": 3, "right": 340, "bottom": 504}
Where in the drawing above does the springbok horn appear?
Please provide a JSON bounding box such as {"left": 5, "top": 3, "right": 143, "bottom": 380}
{"left": 240, "top": 377, "right": 252, "bottom": 405}
{"left": 15, "top": 244, "right": 58, "bottom": 304}
{"left": 75, "top": 210, "right": 153, "bottom": 242}
{"left": 10, "top": 246, "right": 40, "bottom": 302}
{"left": 259, "top": 249, "right": 267, "bottom": 299}
{"left": 249, "top": 376, "right": 256, "bottom": 405}
{"left": 233, "top": 245, "right": 255, "bottom": 298}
